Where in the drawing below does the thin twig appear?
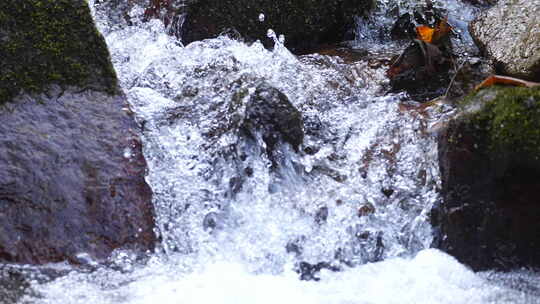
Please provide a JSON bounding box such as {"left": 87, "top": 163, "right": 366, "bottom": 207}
{"left": 444, "top": 58, "right": 465, "bottom": 98}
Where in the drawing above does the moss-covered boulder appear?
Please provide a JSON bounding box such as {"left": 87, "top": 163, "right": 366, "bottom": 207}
{"left": 0, "top": 0, "right": 156, "bottom": 264}
{"left": 0, "top": 0, "right": 117, "bottom": 103}
{"left": 180, "top": 0, "right": 373, "bottom": 54}
{"left": 431, "top": 86, "right": 540, "bottom": 270}
{"left": 470, "top": 0, "right": 540, "bottom": 81}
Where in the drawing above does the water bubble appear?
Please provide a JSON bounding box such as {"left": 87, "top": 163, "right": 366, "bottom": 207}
{"left": 266, "top": 29, "right": 284, "bottom": 47}
{"left": 259, "top": 13, "right": 265, "bottom": 22}
{"left": 123, "top": 147, "right": 132, "bottom": 159}
{"left": 267, "top": 28, "right": 276, "bottom": 39}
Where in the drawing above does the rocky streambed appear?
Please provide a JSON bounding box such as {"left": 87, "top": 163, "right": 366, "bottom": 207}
{"left": 0, "top": 0, "right": 539, "bottom": 303}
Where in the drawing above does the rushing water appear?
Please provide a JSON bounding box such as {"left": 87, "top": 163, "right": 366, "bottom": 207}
{"left": 4, "top": 1, "right": 540, "bottom": 303}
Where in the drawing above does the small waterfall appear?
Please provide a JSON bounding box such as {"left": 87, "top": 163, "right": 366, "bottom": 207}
{"left": 16, "top": 1, "right": 540, "bottom": 303}
{"left": 92, "top": 0, "right": 442, "bottom": 269}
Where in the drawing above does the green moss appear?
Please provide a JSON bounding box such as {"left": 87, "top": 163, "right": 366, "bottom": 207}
{"left": 459, "top": 86, "right": 540, "bottom": 155}
{"left": 0, "top": 0, "right": 118, "bottom": 103}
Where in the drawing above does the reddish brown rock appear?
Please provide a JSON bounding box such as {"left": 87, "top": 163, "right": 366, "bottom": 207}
{"left": 0, "top": 90, "right": 156, "bottom": 264}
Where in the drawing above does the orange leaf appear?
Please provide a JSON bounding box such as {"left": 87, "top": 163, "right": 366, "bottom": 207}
{"left": 475, "top": 75, "right": 540, "bottom": 91}
{"left": 416, "top": 25, "right": 435, "bottom": 43}
{"left": 416, "top": 18, "right": 452, "bottom": 44}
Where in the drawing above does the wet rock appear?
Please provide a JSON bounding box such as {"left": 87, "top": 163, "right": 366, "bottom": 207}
{"left": 443, "top": 59, "right": 494, "bottom": 101}
{"left": 381, "top": 188, "right": 394, "bottom": 198}
{"left": 389, "top": 3, "right": 447, "bottom": 41}
{"left": 386, "top": 3, "right": 460, "bottom": 102}
{"left": 311, "top": 165, "right": 348, "bottom": 183}
{"left": 354, "top": 230, "right": 385, "bottom": 262}
{"left": 285, "top": 239, "right": 303, "bottom": 256}
{"left": 314, "top": 206, "right": 329, "bottom": 224}
{"left": 0, "top": 90, "right": 156, "bottom": 264}
{"left": 470, "top": 0, "right": 540, "bottom": 81}
{"left": 241, "top": 82, "right": 304, "bottom": 157}
{"left": 0, "top": 0, "right": 155, "bottom": 264}
{"left": 390, "top": 13, "right": 417, "bottom": 40}
{"left": 387, "top": 40, "right": 452, "bottom": 101}
{"left": 460, "top": 0, "right": 497, "bottom": 6}
{"left": 358, "top": 203, "right": 375, "bottom": 217}
{"left": 180, "top": 0, "right": 373, "bottom": 54}
{"left": 297, "top": 261, "right": 340, "bottom": 281}
{"left": 203, "top": 212, "right": 219, "bottom": 232}
{"left": 432, "top": 86, "right": 540, "bottom": 270}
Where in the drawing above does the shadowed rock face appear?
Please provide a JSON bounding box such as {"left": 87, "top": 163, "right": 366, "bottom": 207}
{"left": 0, "top": 89, "right": 156, "bottom": 264}
{"left": 180, "top": 0, "right": 373, "bottom": 54}
{"left": 470, "top": 0, "right": 540, "bottom": 81}
{"left": 432, "top": 86, "right": 540, "bottom": 271}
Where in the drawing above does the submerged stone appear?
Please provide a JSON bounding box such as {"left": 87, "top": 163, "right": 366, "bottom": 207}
{"left": 432, "top": 86, "right": 540, "bottom": 270}
{"left": 241, "top": 82, "right": 304, "bottom": 157}
{"left": 387, "top": 40, "right": 452, "bottom": 102}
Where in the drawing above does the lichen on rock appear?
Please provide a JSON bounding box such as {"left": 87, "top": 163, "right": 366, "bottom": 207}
{"left": 457, "top": 86, "right": 540, "bottom": 156}
{"left": 0, "top": 0, "right": 118, "bottom": 103}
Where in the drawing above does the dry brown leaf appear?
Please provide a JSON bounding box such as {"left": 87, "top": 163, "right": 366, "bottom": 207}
{"left": 474, "top": 75, "right": 540, "bottom": 91}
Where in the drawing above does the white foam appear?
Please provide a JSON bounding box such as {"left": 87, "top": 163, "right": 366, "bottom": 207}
{"left": 30, "top": 249, "right": 529, "bottom": 304}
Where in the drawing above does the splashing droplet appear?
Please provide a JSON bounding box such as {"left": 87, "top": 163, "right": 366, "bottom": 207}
{"left": 259, "top": 13, "right": 265, "bottom": 22}
{"left": 267, "top": 28, "right": 276, "bottom": 39}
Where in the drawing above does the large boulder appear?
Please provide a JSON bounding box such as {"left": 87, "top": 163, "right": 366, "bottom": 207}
{"left": 180, "top": 0, "right": 373, "bottom": 54}
{"left": 431, "top": 86, "right": 540, "bottom": 270}
{"left": 469, "top": 0, "right": 540, "bottom": 81}
{"left": 0, "top": 0, "right": 156, "bottom": 264}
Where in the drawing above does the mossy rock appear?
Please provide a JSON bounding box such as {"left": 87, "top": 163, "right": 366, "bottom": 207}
{"left": 0, "top": 0, "right": 118, "bottom": 103}
{"left": 432, "top": 85, "right": 540, "bottom": 270}
{"left": 181, "top": 0, "right": 373, "bottom": 54}
{"left": 456, "top": 86, "right": 540, "bottom": 156}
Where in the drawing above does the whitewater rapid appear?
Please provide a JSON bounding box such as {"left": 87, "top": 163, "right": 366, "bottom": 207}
{"left": 15, "top": 1, "right": 540, "bottom": 303}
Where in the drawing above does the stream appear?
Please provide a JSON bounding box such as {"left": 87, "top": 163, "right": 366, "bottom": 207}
{"left": 3, "top": 0, "right": 540, "bottom": 303}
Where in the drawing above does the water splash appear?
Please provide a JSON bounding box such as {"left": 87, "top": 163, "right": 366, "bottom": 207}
{"left": 14, "top": 1, "right": 540, "bottom": 303}
{"left": 91, "top": 0, "right": 441, "bottom": 273}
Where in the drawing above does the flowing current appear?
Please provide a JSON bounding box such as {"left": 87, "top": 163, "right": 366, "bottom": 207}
{"left": 7, "top": 1, "right": 540, "bottom": 303}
